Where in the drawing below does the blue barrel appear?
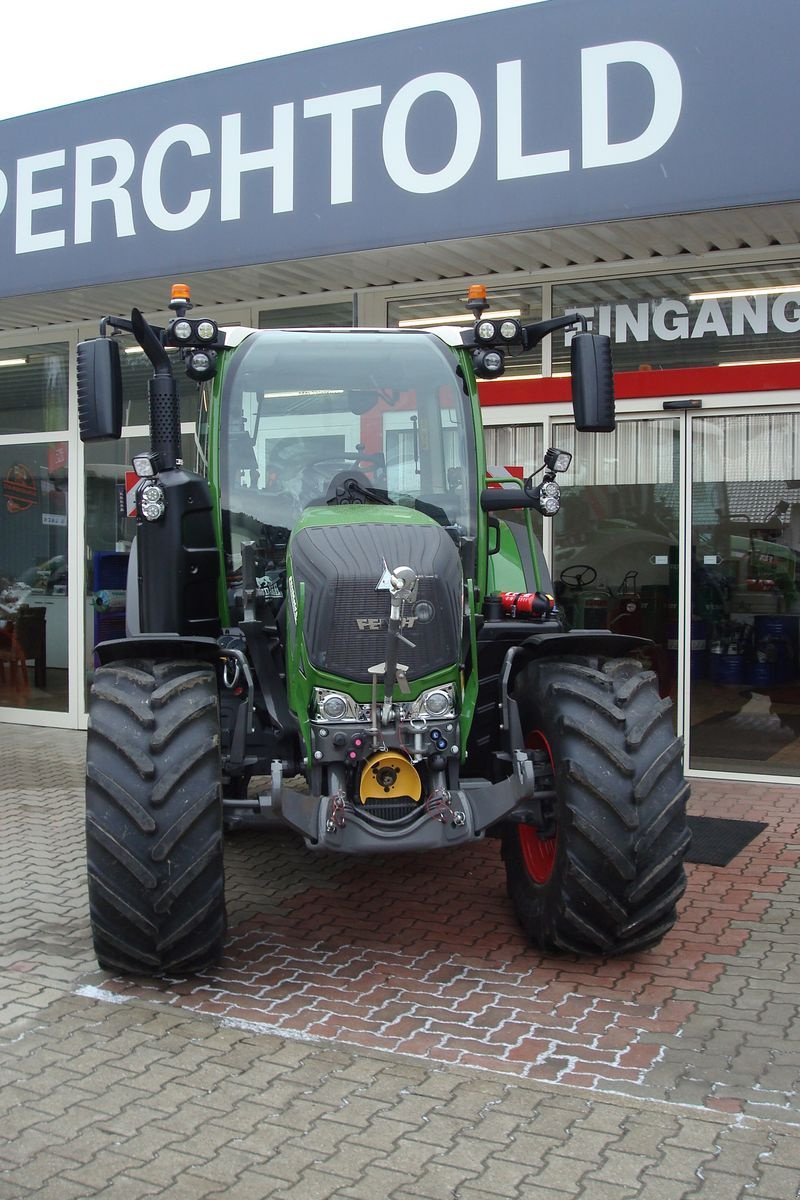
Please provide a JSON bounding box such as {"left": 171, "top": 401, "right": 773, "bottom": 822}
{"left": 711, "top": 653, "right": 744, "bottom": 685}
{"left": 744, "top": 658, "right": 775, "bottom": 687}
{"left": 754, "top": 615, "right": 797, "bottom": 683}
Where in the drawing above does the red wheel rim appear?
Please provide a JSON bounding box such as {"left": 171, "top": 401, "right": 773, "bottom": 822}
{"left": 518, "top": 730, "right": 557, "bottom": 884}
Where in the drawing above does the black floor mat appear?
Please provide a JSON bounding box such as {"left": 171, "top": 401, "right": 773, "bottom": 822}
{"left": 685, "top": 815, "right": 767, "bottom": 866}
{"left": 690, "top": 711, "right": 795, "bottom": 762}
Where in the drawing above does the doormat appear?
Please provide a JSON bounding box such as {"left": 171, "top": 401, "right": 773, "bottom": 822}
{"left": 685, "top": 815, "right": 767, "bottom": 866}
{"left": 690, "top": 710, "right": 795, "bottom": 762}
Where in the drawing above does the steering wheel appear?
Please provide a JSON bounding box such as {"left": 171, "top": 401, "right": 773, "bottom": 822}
{"left": 560, "top": 563, "right": 598, "bottom": 589}
{"left": 324, "top": 469, "right": 392, "bottom": 505}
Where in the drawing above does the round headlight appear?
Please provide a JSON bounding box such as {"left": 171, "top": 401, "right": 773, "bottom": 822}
{"left": 173, "top": 320, "right": 192, "bottom": 341}
{"left": 141, "top": 484, "right": 165, "bottom": 504}
{"left": 540, "top": 480, "right": 560, "bottom": 498}
{"left": 413, "top": 600, "right": 435, "bottom": 623}
{"left": 476, "top": 320, "right": 495, "bottom": 342}
{"left": 499, "top": 320, "right": 518, "bottom": 340}
{"left": 539, "top": 494, "right": 560, "bottom": 516}
{"left": 141, "top": 500, "right": 164, "bottom": 521}
{"left": 483, "top": 350, "right": 504, "bottom": 373}
{"left": 320, "top": 693, "right": 347, "bottom": 720}
{"left": 423, "top": 690, "right": 451, "bottom": 717}
{"left": 196, "top": 321, "right": 216, "bottom": 341}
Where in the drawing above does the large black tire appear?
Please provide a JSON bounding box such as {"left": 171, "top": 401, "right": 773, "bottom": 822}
{"left": 502, "top": 655, "right": 690, "bottom": 956}
{"left": 86, "top": 659, "right": 226, "bottom": 975}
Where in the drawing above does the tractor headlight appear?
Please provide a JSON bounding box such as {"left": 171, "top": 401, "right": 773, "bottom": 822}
{"left": 537, "top": 480, "right": 561, "bottom": 516}
{"left": 186, "top": 349, "right": 217, "bottom": 382}
{"left": 172, "top": 319, "right": 193, "bottom": 341}
{"left": 139, "top": 482, "right": 166, "bottom": 521}
{"left": 196, "top": 320, "right": 217, "bottom": 341}
{"left": 421, "top": 690, "right": 451, "bottom": 718}
{"left": 475, "top": 319, "right": 496, "bottom": 343}
{"left": 472, "top": 348, "right": 505, "bottom": 379}
{"left": 409, "top": 684, "right": 456, "bottom": 721}
{"left": 499, "top": 319, "right": 520, "bottom": 341}
{"left": 544, "top": 447, "right": 572, "bottom": 473}
{"left": 132, "top": 451, "right": 161, "bottom": 478}
{"left": 314, "top": 689, "right": 360, "bottom": 721}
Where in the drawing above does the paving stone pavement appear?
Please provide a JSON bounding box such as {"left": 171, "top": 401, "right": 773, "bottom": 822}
{"left": 1, "top": 722, "right": 799, "bottom": 1198}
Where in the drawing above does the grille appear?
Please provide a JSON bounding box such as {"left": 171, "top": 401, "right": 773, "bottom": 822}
{"left": 361, "top": 798, "right": 421, "bottom": 823}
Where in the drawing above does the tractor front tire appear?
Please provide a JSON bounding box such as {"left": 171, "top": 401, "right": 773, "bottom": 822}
{"left": 86, "top": 658, "right": 226, "bottom": 975}
{"left": 502, "top": 655, "right": 690, "bottom": 956}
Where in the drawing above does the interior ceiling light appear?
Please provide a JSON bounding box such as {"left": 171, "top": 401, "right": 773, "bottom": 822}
{"left": 687, "top": 284, "right": 800, "bottom": 300}
{"left": 724, "top": 357, "right": 800, "bottom": 366}
{"left": 0, "top": 357, "right": 28, "bottom": 367}
{"left": 398, "top": 308, "right": 522, "bottom": 328}
{"left": 262, "top": 388, "right": 345, "bottom": 399}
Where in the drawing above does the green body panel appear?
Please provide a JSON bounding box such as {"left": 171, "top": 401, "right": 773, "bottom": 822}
{"left": 488, "top": 522, "right": 528, "bottom": 595}
{"left": 454, "top": 348, "right": 490, "bottom": 604}
{"left": 292, "top": 503, "right": 439, "bottom": 534}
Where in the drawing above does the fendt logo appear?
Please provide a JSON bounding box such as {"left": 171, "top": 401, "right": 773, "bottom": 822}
{"left": 356, "top": 617, "right": 418, "bottom": 632}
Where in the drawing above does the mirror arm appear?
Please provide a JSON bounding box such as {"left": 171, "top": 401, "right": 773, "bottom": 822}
{"left": 521, "top": 312, "right": 587, "bottom": 351}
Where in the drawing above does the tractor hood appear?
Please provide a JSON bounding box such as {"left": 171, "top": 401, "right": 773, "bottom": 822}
{"left": 287, "top": 507, "right": 463, "bottom": 685}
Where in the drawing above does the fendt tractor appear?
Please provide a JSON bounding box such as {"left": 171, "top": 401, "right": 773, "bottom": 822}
{"left": 77, "top": 283, "right": 690, "bottom": 976}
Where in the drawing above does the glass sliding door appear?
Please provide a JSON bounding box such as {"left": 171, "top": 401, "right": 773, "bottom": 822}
{"left": 689, "top": 411, "right": 800, "bottom": 777}
{"left": 551, "top": 417, "right": 681, "bottom": 709}
{"left": 0, "top": 342, "right": 70, "bottom": 714}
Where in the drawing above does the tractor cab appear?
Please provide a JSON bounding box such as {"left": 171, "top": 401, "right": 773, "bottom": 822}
{"left": 218, "top": 327, "right": 481, "bottom": 621}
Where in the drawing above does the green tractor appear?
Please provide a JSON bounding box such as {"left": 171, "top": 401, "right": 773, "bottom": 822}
{"left": 78, "top": 283, "right": 690, "bottom": 976}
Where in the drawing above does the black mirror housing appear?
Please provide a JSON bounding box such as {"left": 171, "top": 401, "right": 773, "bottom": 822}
{"left": 480, "top": 487, "right": 538, "bottom": 512}
{"left": 571, "top": 333, "right": 615, "bottom": 432}
{"left": 77, "top": 337, "right": 123, "bottom": 441}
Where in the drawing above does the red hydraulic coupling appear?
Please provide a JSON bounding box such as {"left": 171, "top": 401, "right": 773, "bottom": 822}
{"left": 499, "top": 591, "right": 555, "bottom": 618}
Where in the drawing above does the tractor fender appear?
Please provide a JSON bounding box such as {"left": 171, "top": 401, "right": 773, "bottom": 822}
{"left": 498, "top": 629, "right": 653, "bottom": 751}
{"left": 521, "top": 628, "right": 652, "bottom": 659}
{"left": 503, "top": 628, "right": 652, "bottom": 690}
{"left": 95, "top": 635, "right": 223, "bottom": 668}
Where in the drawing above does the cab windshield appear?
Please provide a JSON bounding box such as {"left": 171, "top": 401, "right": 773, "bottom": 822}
{"left": 219, "top": 328, "right": 477, "bottom": 585}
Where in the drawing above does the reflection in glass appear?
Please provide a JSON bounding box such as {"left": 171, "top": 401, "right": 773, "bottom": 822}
{"left": 0, "top": 441, "right": 68, "bottom": 711}
{"left": 552, "top": 263, "right": 800, "bottom": 375}
{"left": 0, "top": 343, "right": 69, "bottom": 435}
{"left": 690, "top": 413, "right": 800, "bottom": 777}
{"left": 552, "top": 419, "right": 680, "bottom": 714}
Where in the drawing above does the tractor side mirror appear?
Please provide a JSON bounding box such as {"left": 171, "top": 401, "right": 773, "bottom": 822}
{"left": 77, "top": 337, "right": 123, "bottom": 441}
{"left": 571, "top": 333, "right": 615, "bottom": 433}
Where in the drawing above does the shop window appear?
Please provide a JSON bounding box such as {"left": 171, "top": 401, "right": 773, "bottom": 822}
{"left": 0, "top": 343, "right": 68, "bottom": 435}
{"left": 116, "top": 340, "right": 201, "bottom": 426}
{"left": 388, "top": 288, "right": 543, "bottom": 380}
{"left": 0, "top": 441, "right": 68, "bottom": 712}
{"left": 258, "top": 301, "right": 354, "bottom": 328}
{"left": 484, "top": 424, "right": 544, "bottom": 477}
{"left": 690, "top": 412, "right": 800, "bottom": 778}
{"left": 552, "top": 417, "right": 680, "bottom": 717}
{"left": 552, "top": 264, "right": 800, "bottom": 375}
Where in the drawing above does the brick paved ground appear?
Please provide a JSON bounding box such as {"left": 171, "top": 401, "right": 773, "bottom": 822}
{"left": 1, "top": 722, "right": 799, "bottom": 1198}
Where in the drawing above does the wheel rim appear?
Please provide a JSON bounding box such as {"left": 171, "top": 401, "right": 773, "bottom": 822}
{"left": 518, "top": 730, "right": 557, "bottom": 884}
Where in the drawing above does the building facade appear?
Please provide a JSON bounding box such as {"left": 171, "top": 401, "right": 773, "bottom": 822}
{"left": 1, "top": 0, "right": 799, "bottom": 785}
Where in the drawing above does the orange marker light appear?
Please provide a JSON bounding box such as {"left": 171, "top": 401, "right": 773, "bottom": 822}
{"left": 467, "top": 284, "right": 487, "bottom": 301}
{"left": 171, "top": 283, "right": 191, "bottom": 303}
